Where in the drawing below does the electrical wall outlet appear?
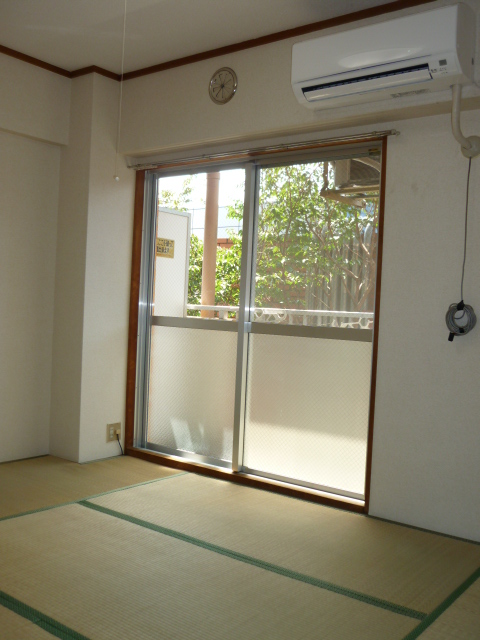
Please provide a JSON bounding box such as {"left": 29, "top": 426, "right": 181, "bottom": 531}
{"left": 106, "top": 423, "right": 121, "bottom": 443}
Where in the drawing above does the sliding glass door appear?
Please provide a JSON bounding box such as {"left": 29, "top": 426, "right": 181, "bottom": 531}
{"left": 241, "top": 160, "right": 378, "bottom": 498}
{"left": 135, "top": 142, "right": 382, "bottom": 501}
{"left": 138, "top": 168, "right": 245, "bottom": 467}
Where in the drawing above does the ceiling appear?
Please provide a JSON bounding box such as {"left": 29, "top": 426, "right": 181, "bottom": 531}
{"left": 0, "top": 0, "right": 396, "bottom": 74}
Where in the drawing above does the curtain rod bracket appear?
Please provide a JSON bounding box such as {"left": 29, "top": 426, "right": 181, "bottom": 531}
{"left": 451, "top": 84, "right": 480, "bottom": 158}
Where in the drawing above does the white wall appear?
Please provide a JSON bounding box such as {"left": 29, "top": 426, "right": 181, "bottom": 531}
{"left": 0, "top": 130, "right": 61, "bottom": 462}
{"left": 0, "top": 53, "right": 69, "bottom": 463}
{"left": 49, "top": 75, "right": 93, "bottom": 461}
{"left": 120, "top": 0, "right": 480, "bottom": 158}
{"left": 1, "top": 0, "right": 478, "bottom": 541}
{"left": 50, "top": 74, "right": 135, "bottom": 463}
{"left": 0, "top": 53, "right": 70, "bottom": 145}
{"left": 118, "top": 9, "right": 480, "bottom": 540}
{"left": 79, "top": 74, "right": 135, "bottom": 462}
{"left": 369, "top": 111, "right": 480, "bottom": 542}
{"left": 0, "top": 59, "right": 134, "bottom": 464}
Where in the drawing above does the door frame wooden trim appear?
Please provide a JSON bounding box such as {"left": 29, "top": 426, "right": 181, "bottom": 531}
{"left": 126, "top": 446, "right": 365, "bottom": 513}
{"left": 124, "top": 138, "right": 387, "bottom": 514}
{"left": 364, "top": 137, "right": 387, "bottom": 514}
{"left": 125, "top": 170, "right": 146, "bottom": 450}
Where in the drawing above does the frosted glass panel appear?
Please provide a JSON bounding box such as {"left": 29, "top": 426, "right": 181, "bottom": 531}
{"left": 243, "top": 333, "right": 372, "bottom": 496}
{"left": 148, "top": 326, "right": 237, "bottom": 462}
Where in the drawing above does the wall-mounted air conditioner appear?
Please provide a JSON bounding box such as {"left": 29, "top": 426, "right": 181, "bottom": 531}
{"left": 291, "top": 3, "right": 476, "bottom": 110}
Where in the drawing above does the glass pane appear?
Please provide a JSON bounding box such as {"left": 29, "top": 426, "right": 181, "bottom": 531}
{"left": 243, "top": 333, "right": 372, "bottom": 497}
{"left": 147, "top": 326, "right": 237, "bottom": 463}
{"left": 156, "top": 168, "right": 245, "bottom": 320}
{"left": 252, "top": 157, "right": 380, "bottom": 327}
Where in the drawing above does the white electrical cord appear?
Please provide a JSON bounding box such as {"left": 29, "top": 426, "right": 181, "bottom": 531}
{"left": 114, "top": 0, "right": 128, "bottom": 181}
{"left": 451, "top": 85, "right": 480, "bottom": 159}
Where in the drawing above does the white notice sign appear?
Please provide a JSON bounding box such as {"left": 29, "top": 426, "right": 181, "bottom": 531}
{"left": 156, "top": 238, "right": 175, "bottom": 258}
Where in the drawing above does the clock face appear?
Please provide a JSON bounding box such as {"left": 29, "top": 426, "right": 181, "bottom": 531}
{"left": 209, "top": 67, "right": 237, "bottom": 104}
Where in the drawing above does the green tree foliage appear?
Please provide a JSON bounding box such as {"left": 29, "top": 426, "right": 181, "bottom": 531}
{"left": 158, "top": 177, "right": 193, "bottom": 212}
{"left": 215, "top": 239, "right": 242, "bottom": 307}
{"left": 226, "top": 162, "right": 378, "bottom": 313}
{"left": 187, "top": 234, "right": 203, "bottom": 306}
{"left": 252, "top": 163, "right": 378, "bottom": 312}
{"left": 158, "top": 164, "right": 378, "bottom": 316}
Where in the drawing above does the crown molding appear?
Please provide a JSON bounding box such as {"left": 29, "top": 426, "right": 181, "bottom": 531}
{"left": 0, "top": 0, "right": 437, "bottom": 83}
{"left": 122, "top": 0, "right": 437, "bottom": 81}
{"left": 70, "top": 66, "right": 121, "bottom": 81}
{"left": 0, "top": 43, "right": 71, "bottom": 77}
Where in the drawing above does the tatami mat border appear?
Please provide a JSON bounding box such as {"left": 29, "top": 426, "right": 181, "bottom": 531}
{"left": 0, "top": 471, "right": 187, "bottom": 523}
{"left": 205, "top": 472, "right": 480, "bottom": 546}
{"left": 80, "top": 500, "right": 426, "bottom": 621}
{"left": 1, "top": 473, "right": 478, "bottom": 639}
{"left": 401, "top": 566, "right": 480, "bottom": 640}
{"left": 179, "top": 469, "right": 480, "bottom": 547}
{"left": 188, "top": 470, "right": 480, "bottom": 546}
{"left": 368, "top": 515, "right": 480, "bottom": 547}
{"left": 0, "top": 591, "right": 90, "bottom": 640}
{"left": 3, "top": 458, "right": 478, "bottom": 548}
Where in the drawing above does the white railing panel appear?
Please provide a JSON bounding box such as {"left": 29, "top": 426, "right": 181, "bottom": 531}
{"left": 243, "top": 332, "right": 372, "bottom": 496}
{"left": 186, "top": 304, "right": 373, "bottom": 328}
{"left": 148, "top": 325, "right": 237, "bottom": 462}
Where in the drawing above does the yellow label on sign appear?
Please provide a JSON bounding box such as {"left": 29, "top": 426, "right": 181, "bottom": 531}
{"left": 156, "top": 238, "right": 175, "bottom": 259}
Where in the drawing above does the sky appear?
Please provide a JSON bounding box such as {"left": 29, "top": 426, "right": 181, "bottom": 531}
{"left": 158, "top": 168, "right": 245, "bottom": 240}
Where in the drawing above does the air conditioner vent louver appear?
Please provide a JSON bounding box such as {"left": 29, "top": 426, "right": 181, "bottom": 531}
{"left": 349, "top": 161, "right": 379, "bottom": 186}
{"left": 334, "top": 159, "right": 379, "bottom": 189}
{"left": 303, "top": 64, "right": 431, "bottom": 97}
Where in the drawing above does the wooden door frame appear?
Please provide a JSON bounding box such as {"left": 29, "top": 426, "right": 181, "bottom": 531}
{"left": 124, "top": 139, "right": 387, "bottom": 514}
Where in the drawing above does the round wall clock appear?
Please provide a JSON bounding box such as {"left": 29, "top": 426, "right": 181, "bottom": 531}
{"left": 209, "top": 67, "right": 238, "bottom": 104}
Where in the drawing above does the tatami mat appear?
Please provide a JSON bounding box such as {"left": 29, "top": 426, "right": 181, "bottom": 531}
{"left": 417, "top": 578, "right": 480, "bottom": 640}
{"left": 0, "top": 603, "right": 55, "bottom": 639}
{"left": 0, "top": 455, "right": 180, "bottom": 519}
{"left": 89, "top": 473, "right": 480, "bottom": 615}
{"left": 0, "top": 504, "right": 418, "bottom": 640}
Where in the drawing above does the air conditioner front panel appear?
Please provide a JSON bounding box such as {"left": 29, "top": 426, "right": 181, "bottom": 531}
{"left": 292, "top": 5, "right": 468, "bottom": 83}
{"left": 291, "top": 3, "right": 475, "bottom": 110}
{"left": 337, "top": 48, "right": 424, "bottom": 70}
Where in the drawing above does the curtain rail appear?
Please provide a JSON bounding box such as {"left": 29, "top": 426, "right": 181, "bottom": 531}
{"left": 128, "top": 129, "right": 399, "bottom": 171}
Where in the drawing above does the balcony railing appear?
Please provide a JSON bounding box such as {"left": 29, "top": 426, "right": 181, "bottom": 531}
{"left": 186, "top": 305, "right": 373, "bottom": 329}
